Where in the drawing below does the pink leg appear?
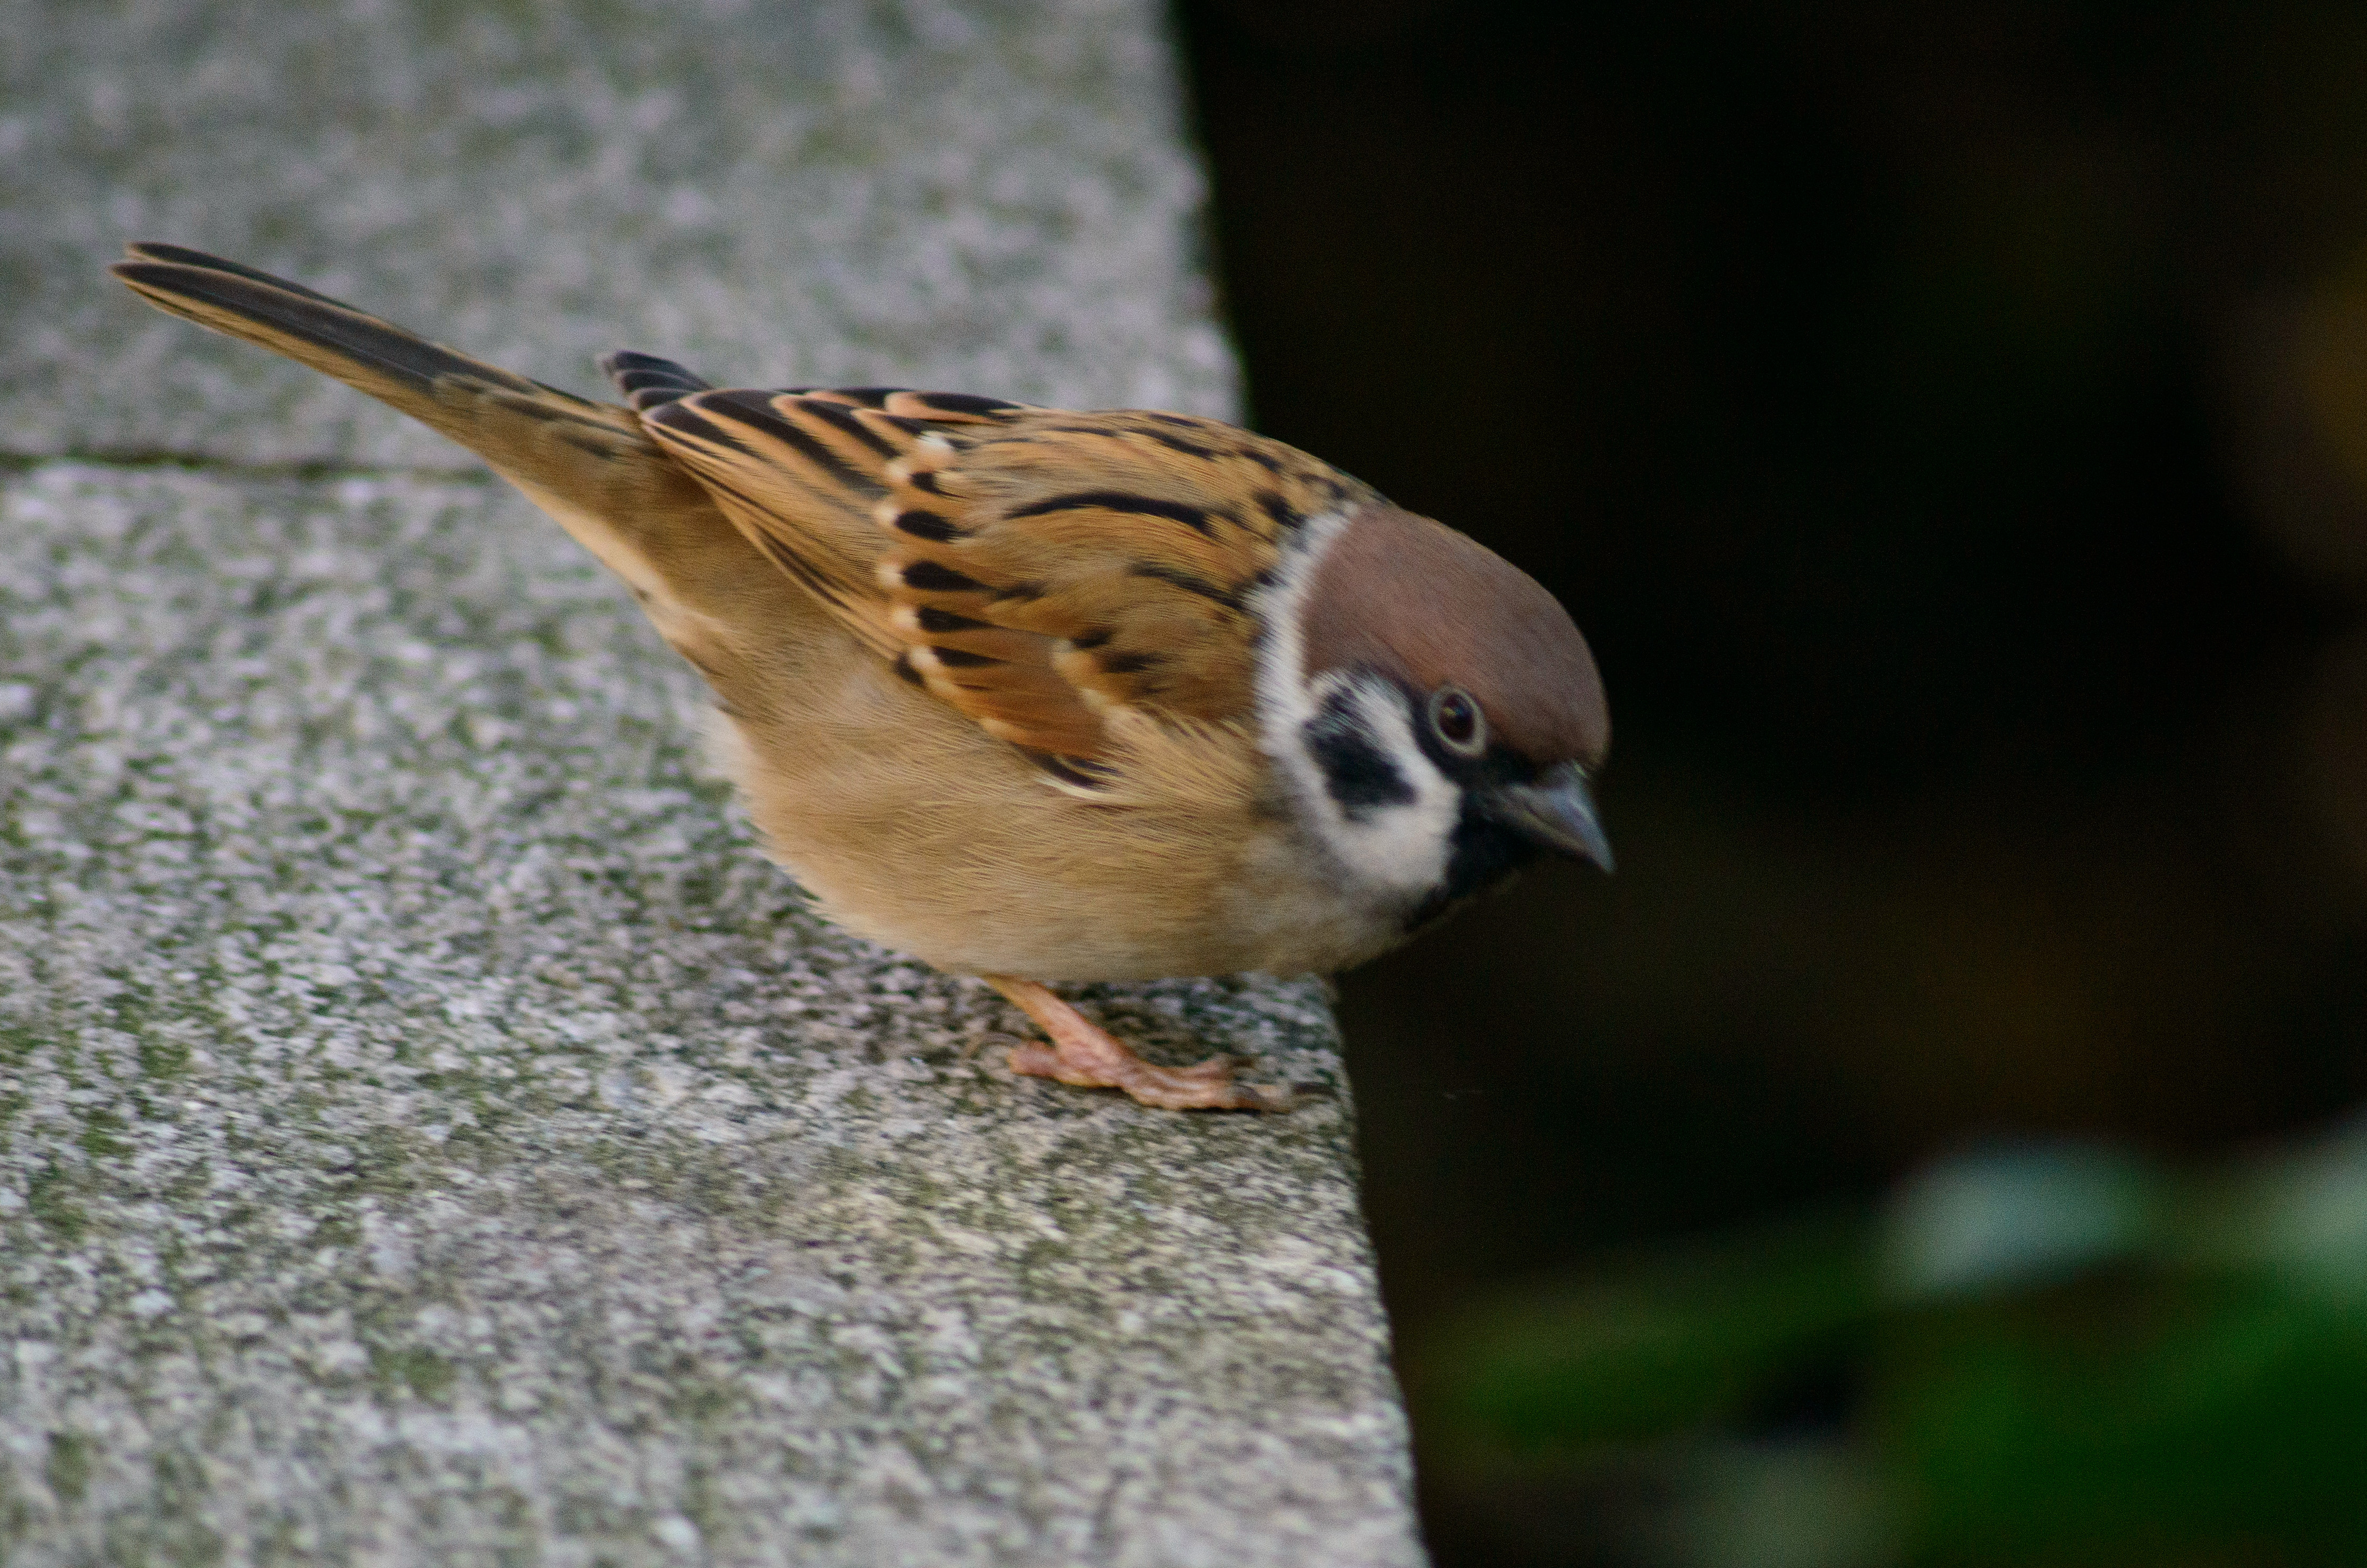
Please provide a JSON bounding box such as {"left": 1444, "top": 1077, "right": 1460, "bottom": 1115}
{"left": 985, "top": 976, "right": 1292, "bottom": 1112}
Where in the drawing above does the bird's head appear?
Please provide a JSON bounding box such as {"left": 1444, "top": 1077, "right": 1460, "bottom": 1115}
{"left": 1258, "top": 502, "right": 1611, "bottom": 928}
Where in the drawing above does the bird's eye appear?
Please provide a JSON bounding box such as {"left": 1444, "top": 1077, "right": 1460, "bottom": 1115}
{"left": 1428, "top": 686, "right": 1486, "bottom": 756}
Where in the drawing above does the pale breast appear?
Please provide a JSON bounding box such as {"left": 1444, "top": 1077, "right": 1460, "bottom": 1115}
{"left": 710, "top": 646, "right": 1391, "bottom": 982}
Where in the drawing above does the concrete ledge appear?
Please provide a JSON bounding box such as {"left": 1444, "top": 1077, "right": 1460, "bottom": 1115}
{"left": 1, "top": 0, "right": 1236, "bottom": 463}
{"left": 0, "top": 3, "right": 1423, "bottom": 1563}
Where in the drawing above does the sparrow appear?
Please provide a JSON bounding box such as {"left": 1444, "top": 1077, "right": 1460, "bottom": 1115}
{"left": 109, "top": 243, "right": 1612, "bottom": 1112}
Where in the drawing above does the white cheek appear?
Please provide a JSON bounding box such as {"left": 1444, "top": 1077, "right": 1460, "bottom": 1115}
{"left": 1322, "top": 683, "right": 1458, "bottom": 893}
{"left": 1252, "top": 507, "right": 1457, "bottom": 899}
{"left": 1271, "top": 672, "right": 1457, "bottom": 897}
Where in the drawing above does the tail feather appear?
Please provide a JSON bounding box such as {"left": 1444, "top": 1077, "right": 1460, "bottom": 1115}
{"left": 110, "top": 243, "right": 833, "bottom": 700}
{"left": 123, "top": 242, "right": 357, "bottom": 309}
{"left": 112, "top": 247, "right": 604, "bottom": 456}
{"left": 109, "top": 241, "right": 701, "bottom": 521}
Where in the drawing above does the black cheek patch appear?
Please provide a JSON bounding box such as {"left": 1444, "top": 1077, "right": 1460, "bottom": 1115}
{"left": 1304, "top": 686, "right": 1415, "bottom": 819}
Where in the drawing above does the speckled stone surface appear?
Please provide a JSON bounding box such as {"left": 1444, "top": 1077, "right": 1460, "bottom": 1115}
{"left": 0, "top": 3, "right": 1422, "bottom": 1564}
{"left": 1, "top": 0, "right": 1237, "bottom": 464}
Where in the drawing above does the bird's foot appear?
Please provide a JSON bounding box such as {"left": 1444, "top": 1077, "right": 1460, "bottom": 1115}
{"left": 984, "top": 975, "right": 1292, "bottom": 1112}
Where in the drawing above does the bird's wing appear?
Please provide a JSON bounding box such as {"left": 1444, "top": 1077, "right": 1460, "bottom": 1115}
{"left": 640, "top": 388, "right": 1368, "bottom": 783}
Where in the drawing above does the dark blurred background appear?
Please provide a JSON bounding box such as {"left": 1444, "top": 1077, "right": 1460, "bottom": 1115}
{"left": 1174, "top": 4, "right": 2367, "bottom": 1563}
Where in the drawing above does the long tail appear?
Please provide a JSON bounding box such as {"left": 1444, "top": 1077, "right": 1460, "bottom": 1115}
{"left": 110, "top": 242, "right": 707, "bottom": 538}
{"left": 109, "top": 243, "right": 819, "bottom": 695}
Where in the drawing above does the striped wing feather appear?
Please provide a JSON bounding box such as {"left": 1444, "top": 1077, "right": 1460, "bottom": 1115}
{"left": 642, "top": 389, "right": 1367, "bottom": 777}
{"left": 639, "top": 387, "right": 923, "bottom": 662}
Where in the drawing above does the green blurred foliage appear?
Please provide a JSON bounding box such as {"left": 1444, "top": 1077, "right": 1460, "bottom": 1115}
{"left": 1450, "top": 1218, "right": 1876, "bottom": 1454}
{"left": 1178, "top": 4, "right": 2367, "bottom": 1562}
{"left": 1426, "top": 1130, "right": 2367, "bottom": 1567}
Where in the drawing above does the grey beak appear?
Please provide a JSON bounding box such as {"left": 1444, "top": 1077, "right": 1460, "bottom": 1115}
{"left": 1481, "top": 761, "right": 1615, "bottom": 873}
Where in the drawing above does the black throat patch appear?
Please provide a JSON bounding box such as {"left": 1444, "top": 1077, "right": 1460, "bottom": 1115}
{"left": 1405, "top": 805, "right": 1543, "bottom": 934}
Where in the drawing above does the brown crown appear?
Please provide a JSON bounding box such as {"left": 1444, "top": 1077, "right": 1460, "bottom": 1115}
{"left": 1297, "top": 504, "right": 1609, "bottom": 768}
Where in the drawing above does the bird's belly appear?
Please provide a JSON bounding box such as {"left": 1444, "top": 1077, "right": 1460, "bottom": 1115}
{"left": 710, "top": 686, "right": 1406, "bottom": 983}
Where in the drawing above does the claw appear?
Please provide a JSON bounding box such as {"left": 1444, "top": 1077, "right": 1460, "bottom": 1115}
{"left": 985, "top": 976, "right": 1292, "bottom": 1112}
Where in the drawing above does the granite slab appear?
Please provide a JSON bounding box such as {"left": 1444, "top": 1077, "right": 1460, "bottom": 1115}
{"left": 0, "top": 1, "right": 1423, "bottom": 1562}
